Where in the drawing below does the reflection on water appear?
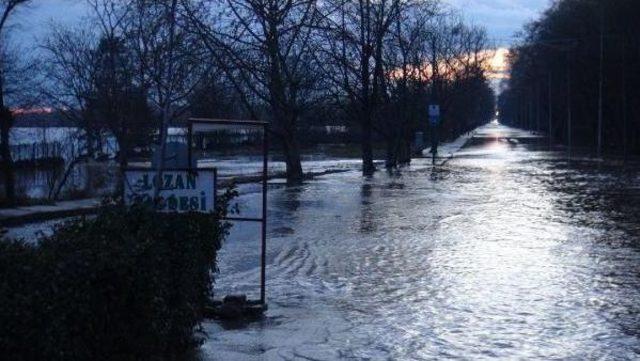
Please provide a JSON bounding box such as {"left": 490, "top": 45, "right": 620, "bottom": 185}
{"left": 8, "top": 125, "right": 634, "bottom": 359}
{"left": 3, "top": 163, "right": 115, "bottom": 200}
{"left": 203, "top": 124, "right": 640, "bottom": 360}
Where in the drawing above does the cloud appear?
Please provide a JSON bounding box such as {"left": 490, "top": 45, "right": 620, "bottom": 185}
{"left": 9, "top": 0, "right": 86, "bottom": 46}
{"left": 444, "top": 0, "right": 551, "bottom": 45}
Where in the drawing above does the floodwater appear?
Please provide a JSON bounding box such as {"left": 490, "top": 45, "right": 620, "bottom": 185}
{"left": 202, "top": 123, "right": 640, "bottom": 360}
{"left": 4, "top": 126, "right": 361, "bottom": 200}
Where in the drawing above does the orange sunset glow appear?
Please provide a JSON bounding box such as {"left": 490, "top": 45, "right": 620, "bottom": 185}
{"left": 388, "top": 47, "right": 510, "bottom": 82}
{"left": 488, "top": 47, "right": 510, "bottom": 80}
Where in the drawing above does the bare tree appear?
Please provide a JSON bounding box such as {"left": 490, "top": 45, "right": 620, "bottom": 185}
{"left": 46, "top": 0, "right": 208, "bottom": 201}
{"left": 186, "top": 0, "right": 322, "bottom": 184}
{"left": 42, "top": 25, "right": 101, "bottom": 153}
{"left": 317, "top": 0, "right": 402, "bottom": 175}
{"left": 316, "top": 1, "right": 492, "bottom": 168}
{"left": 0, "top": 0, "right": 33, "bottom": 205}
{"left": 86, "top": 0, "right": 156, "bottom": 176}
{"left": 381, "top": 1, "right": 436, "bottom": 167}
{"left": 119, "top": 0, "right": 208, "bottom": 197}
{"left": 42, "top": 25, "right": 110, "bottom": 201}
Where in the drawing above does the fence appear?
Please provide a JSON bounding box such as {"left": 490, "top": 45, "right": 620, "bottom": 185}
{"left": 10, "top": 141, "right": 65, "bottom": 163}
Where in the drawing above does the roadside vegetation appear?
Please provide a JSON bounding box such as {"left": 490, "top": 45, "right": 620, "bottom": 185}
{"left": 0, "top": 187, "right": 236, "bottom": 360}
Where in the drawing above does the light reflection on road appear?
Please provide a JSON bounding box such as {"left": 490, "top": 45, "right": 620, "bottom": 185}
{"left": 203, "top": 124, "right": 640, "bottom": 360}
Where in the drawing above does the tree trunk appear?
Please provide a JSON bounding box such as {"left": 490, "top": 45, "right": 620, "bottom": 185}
{"left": 281, "top": 133, "right": 303, "bottom": 185}
{"left": 263, "top": 6, "right": 303, "bottom": 185}
{"left": 153, "top": 0, "right": 179, "bottom": 201}
{"left": 360, "top": 59, "right": 375, "bottom": 175}
{"left": 117, "top": 138, "right": 129, "bottom": 199}
{"left": 361, "top": 115, "right": 375, "bottom": 175}
{"left": 399, "top": 137, "right": 411, "bottom": 165}
{"left": 0, "top": 106, "right": 16, "bottom": 206}
{"left": 52, "top": 154, "right": 88, "bottom": 201}
{"left": 358, "top": 5, "right": 375, "bottom": 177}
{"left": 385, "top": 137, "right": 396, "bottom": 169}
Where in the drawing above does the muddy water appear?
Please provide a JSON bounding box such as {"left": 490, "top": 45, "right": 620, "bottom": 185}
{"left": 202, "top": 124, "right": 640, "bottom": 360}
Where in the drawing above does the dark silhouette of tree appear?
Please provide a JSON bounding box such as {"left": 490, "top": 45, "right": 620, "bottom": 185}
{"left": 185, "top": 0, "right": 323, "bottom": 184}
{"left": 87, "top": 36, "right": 154, "bottom": 170}
{"left": 317, "top": 0, "right": 403, "bottom": 175}
{"left": 500, "top": 0, "right": 640, "bottom": 159}
{"left": 318, "top": 1, "right": 495, "bottom": 169}
{"left": 0, "top": 0, "right": 33, "bottom": 205}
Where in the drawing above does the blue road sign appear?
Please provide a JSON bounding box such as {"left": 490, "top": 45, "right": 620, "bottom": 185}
{"left": 429, "top": 104, "right": 440, "bottom": 126}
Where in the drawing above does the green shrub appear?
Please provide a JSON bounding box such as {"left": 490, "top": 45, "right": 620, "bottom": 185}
{"left": 0, "top": 188, "right": 236, "bottom": 361}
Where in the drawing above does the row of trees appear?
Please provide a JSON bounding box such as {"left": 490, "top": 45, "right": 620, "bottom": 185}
{"left": 1, "top": 0, "right": 496, "bottom": 204}
{"left": 499, "top": 0, "right": 640, "bottom": 158}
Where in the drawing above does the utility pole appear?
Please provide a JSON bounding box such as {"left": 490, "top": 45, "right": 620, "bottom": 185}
{"left": 567, "top": 56, "right": 572, "bottom": 158}
{"left": 597, "top": 6, "right": 604, "bottom": 158}
{"left": 536, "top": 81, "right": 541, "bottom": 134}
{"left": 548, "top": 71, "right": 553, "bottom": 147}
{"left": 528, "top": 87, "right": 534, "bottom": 129}
{"left": 519, "top": 94, "right": 524, "bottom": 128}
{"left": 622, "top": 41, "right": 628, "bottom": 163}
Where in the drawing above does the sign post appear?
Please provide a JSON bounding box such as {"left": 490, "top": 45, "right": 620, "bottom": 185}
{"left": 428, "top": 104, "right": 440, "bottom": 164}
{"left": 124, "top": 119, "right": 270, "bottom": 318}
{"left": 187, "top": 118, "right": 270, "bottom": 307}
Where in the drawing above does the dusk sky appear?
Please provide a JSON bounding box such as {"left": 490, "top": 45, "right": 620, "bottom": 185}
{"left": 447, "top": 0, "right": 550, "bottom": 45}
{"left": 11, "top": 0, "right": 551, "bottom": 48}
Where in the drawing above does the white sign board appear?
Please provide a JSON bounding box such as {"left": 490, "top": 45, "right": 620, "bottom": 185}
{"left": 124, "top": 169, "right": 216, "bottom": 213}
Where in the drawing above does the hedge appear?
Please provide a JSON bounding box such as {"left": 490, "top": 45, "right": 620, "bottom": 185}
{"left": 0, "top": 189, "right": 236, "bottom": 361}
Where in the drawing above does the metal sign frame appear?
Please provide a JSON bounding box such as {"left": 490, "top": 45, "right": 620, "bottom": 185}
{"left": 187, "top": 118, "right": 270, "bottom": 305}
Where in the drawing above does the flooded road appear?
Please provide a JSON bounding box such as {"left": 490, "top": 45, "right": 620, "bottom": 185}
{"left": 203, "top": 123, "right": 640, "bottom": 360}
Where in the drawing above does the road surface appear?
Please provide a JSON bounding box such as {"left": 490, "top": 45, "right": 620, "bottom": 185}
{"left": 203, "top": 123, "right": 640, "bottom": 360}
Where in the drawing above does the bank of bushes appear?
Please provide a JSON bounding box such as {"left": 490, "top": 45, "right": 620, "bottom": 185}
{"left": 0, "top": 193, "right": 235, "bottom": 361}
